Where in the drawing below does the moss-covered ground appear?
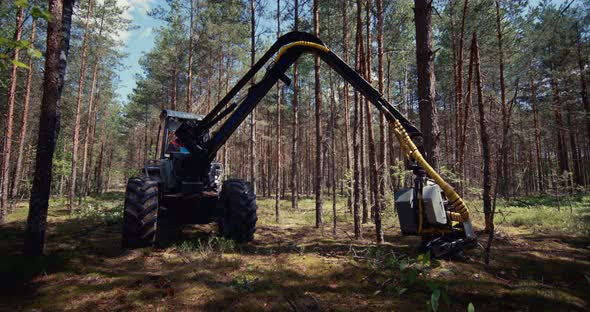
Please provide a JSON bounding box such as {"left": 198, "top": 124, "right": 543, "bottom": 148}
{"left": 0, "top": 192, "right": 588, "bottom": 311}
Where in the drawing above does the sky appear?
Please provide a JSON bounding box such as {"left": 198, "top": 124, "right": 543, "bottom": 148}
{"left": 114, "top": 0, "right": 163, "bottom": 101}
{"left": 113, "top": 0, "right": 579, "bottom": 102}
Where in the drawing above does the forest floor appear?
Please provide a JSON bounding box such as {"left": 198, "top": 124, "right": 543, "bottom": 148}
{"left": 0, "top": 192, "right": 589, "bottom": 311}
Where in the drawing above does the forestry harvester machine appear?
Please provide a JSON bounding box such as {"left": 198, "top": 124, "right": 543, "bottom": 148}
{"left": 122, "top": 32, "right": 476, "bottom": 257}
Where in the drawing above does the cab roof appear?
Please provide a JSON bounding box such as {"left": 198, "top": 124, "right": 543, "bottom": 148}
{"left": 160, "top": 109, "right": 204, "bottom": 121}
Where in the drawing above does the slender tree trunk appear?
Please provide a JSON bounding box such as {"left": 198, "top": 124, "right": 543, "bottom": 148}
{"left": 313, "top": 0, "right": 323, "bottom": 229}
{"left": 495, "top": 0, "right": 510, "bottom": 197}
{"left": 567, "top": 103, "right": 583, "bottom": 186}
{"left": 186, "top": 0, "right": 196, "bottom": 112}
{"left": 414, "top": 0, "right": 440, "bottom": 168}
{"left": 0, "top": 7, "right": 24, "bottom": 222}
{"left": 69, "top": 0, "right": 92, "bottom": 211}
{"left": 79, "top": 30, "right": 104, "bottom": 203}
{"left": 85, "top": 86, "right": 102, "bottom": 194}
{"left": 530, "top": 76, "right": 544, "bottom": 192}
{"left": 456, "top": 0, "right": 469, "bottom": 186}
{"left": 459, "top": 23, "right": 475, "bottom": 191}
{"left": 471, "top": 33, "right": 491, "bottom": 234}
{"left": 291, "top": 0, "right": 299, "bottom": 209}
{"left": 275, "top": 0, "right": 281, "bottom": 222}
{"left": 374, "top": 0, "right": 384, "bottom": 243}
{"left": 329, "top": 74, "right": 337, "bottom": 236}
{"left": 356, "top": 2, "right": 368, "bottom": 224}
{"left": 353, "top": 0, "right": 364, "bottom": 239}
{"left": 10, "top": 18, "right": 36, "bottom": 208}
{"left": 363, "top": 0, "right": 380, "bottom": 233}
{"left": 25, "top": 0, "right": 75, "bottom": 256}
{"left": 551, "top": 77, "right": 569, "bottom": 174}
{"left": 342, "top": 0, "right": 353, "bottom": 214}
{"left": 576, "top": 24, "right": 590, "bottom": 177}
{"left": 171, "top": 46, "right": 179, "bottom": 110}
{"left": 250, "top": 0, "right": 257, "bottom": 192}
{"left": 471, "top": 33, "right": 492, "bottom": 263}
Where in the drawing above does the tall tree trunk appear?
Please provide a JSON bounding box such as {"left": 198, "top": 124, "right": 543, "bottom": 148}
{"left": 250, "top": 0, "right": 257, "bottom": 192}
{"left": 530, "top": 76, "right": 544, "bottom": 192}
{"left": 551, "top": 77, "right": 569, "bottom": 174}
{"left": 342, "top": 0, "right": 353, "bottom": 214}
{"left": 375, "top": 0, "right": 384, "bottom": 243}
{"left": 576, "top": 23, "right": 590, "bottom": 176}
{"left": 171, "top": 47, "right": 179, "bottom": 110}
{"left": 10, "top": 18, "right": 36, "bottom": 208}
{"left": 69, "top": 0, "right": 93, "bottom": 211}
{"left": 471, "top": 33, "right": 491, "bottom": 233}
{"left": 495, "top": 0, "right": 510, "bottom": 197}
{"left": 364, "top": 0, "right": 380, "bottom": 232}
{"left": 79, "top": 17, "right": 104, "bottom": 203}
{"left": 471, "top": 32, "right": 492, "bottom": 262}
{"left": 186, "top": 0, "right": 196, "bottom": 112}
{"left": 291, "top": 0, "right": 299, "bottom": 209}
{"left": 275, "top": 0, "right": 281, "bottom": 222}
{"left": 456, "top": 0, "right": 469, "bottom": 185}
{"left": 329, "top": 74, "right": 337, "bottom": 236}
{"left": 25, "top": 0, "right": 75, "bottom": 256}
{"left": 414, "top": 0, "right": 440, "bottom": 168}
{"left": 356, "top": 2, "right": 368, "bottom": 224}
{"left": 353, "top": 0, "right": 363, "bottom": 239}
{"left": 0, "top": 7, "right": 24, "bottom": 222}
{"left": 313, "top": 0, "right": 323, "bottom": 229}
{"left": 567, "top": 103, "right": 583, "bottom": 186}
{"left": 459, "top": 21, "right": 475, "bottom": 192}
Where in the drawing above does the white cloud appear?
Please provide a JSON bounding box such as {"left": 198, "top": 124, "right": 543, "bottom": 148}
{"left": 93, "top": 0, "right": 154, "bottom": 45}
{"left": 139, "top": 27, "right": 152, "bottom": 38}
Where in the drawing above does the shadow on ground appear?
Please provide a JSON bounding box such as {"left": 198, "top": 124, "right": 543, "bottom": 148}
{"left": 0, "top": 194, "right": 588, "bottom": 311}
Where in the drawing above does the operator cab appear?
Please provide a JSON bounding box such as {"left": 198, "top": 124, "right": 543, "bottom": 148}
{"left": 158, "top": 109, "right": 205, "bottom": 159}
{"left": 151, "top": 109, "right": 222, "bottom": 198}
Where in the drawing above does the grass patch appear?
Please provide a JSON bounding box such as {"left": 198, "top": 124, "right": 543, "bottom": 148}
{"left": 494, "top": 194, "right": 590, "bottom": 235}
{"left": 177, "top": 236, "right": 236, "bottom": 255}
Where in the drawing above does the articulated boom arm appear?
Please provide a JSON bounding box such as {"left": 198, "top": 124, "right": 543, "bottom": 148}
{"left": 177, "top": 31, "right": 471, "bottom": 226}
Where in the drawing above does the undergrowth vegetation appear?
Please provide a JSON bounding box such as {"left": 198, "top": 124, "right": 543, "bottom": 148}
{"left": 177, "top": 236, "right": 236, "bottom": 255}
{"left": 492, "top": 193, "right": 590, "bottom": 235}
{"left": 1, "top": 191, "right": 587, "bottom": 311}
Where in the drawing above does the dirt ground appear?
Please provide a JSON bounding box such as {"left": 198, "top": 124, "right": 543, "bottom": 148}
{"left": 0, "top": 193, "right": 588, "bottom": 311}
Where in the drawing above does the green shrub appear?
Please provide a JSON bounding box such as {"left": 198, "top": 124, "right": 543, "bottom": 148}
{"left": 177, "top": 236, "right": 236, "bottom": 255}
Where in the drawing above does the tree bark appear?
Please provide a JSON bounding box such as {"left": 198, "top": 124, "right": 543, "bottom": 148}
{"left": 275, "top": 0, "right": 281, "bottom": 222}
{"left": 10, "top": 18, "right": 36, "bottom": 208}
{"left": 342, "top": 0, "right": 353, "bottom": 214}
{"left": 576, "top": 23, "right": 590, "bottom": 178}
{"left": 471, "top": 32, "right": 492, "bottom": 263}
{"left": 353, "top": 0, "right": 363, "bottom": 239}
{"left": 0, "top": 7, "right": 24, "bottom": 222}
{"left": 375, "top": 0, "right": 384, "bottom": 243}
{"left": 414, "top": 0, "right": 440, "bottom": 168}
{"left": 79, "top": 10, "right": 105, "bottom": 202}
{"left": 249, "top": 0, "right": 257, "bottom": 192}
{"left": 313, "top": 0, "right": 323, "bottom": 229}
{"left": 69, "top": 0, "right": 93, "bottom": 211}
{"left": 291, "top": 0, "right": 299, "bottom": 210}
{"left": 551, "top": 77, "right": 569, "bottom": 174}
{"left": 25, "top": 0, "right": 75, "bottom": 256}
{"left": 364, "top": 0, "right": 380, "bottom": 235}
{"left": 456, "top": 0, "right": 469, "bottom": 185}
{"left": 186, "top": 0, "right": 196, "bottom": 112}
{"left": 472, "top": 33, "right": 492, "bottom": 234}
{"left": 529, "top": 76, "right": 544, "bottom": 192}
{"left": 459, "top": 18, "right": 475, "bottom": 192}
{"left": 495, "top": 0, "right": 510, "bottom": 197}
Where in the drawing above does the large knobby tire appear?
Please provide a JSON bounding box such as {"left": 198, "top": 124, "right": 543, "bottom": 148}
{"left": 218, "top": 179, "right": 257, "bottom": 243}
{"left": 122, "top": 176, "right": 159, "bottom": 248}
